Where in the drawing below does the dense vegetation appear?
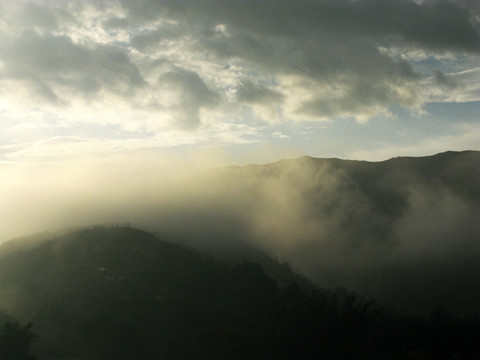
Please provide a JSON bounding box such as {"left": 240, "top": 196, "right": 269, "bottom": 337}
{"left": 194, "top": 150, "right": 480, "bottom": 317}
{"left": 0, "top": 314, "right": 37, "bottom": 360}
{"left": 0, "top": 226, "right": 479, "bottom": 359}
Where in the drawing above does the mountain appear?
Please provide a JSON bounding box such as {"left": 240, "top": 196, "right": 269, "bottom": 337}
{"left": 0, "top": 226, "right": 274, "bottom": 358}
{"left": 172, "top": 150, "right": 480, "bottom": 317}
{"left": 2, "top": 150, "right": 477, "bottom": 320}
{"left": 1, "top": 226, "right": 479, "bottom": 359}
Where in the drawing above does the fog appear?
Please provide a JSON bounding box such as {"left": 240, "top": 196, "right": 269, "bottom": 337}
{"left": 1, "top": 151, "right": 479, "bottom": 316}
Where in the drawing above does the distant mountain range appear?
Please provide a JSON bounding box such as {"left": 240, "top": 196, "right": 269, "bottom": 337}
{"left": 172, "top": 150, "right": 479, "bottom": 317}
{"left": 0, "top": 150, "right": 479, "bottom": 358}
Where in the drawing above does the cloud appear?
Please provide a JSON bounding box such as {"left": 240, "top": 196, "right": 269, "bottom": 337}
{"left": 120, "top": 0, "right": 480, "bottom": 52}
{"left": 0, "top": 0, "right": 478, "bottom": 318}
{"left": 434, "top": 69, "right": 458, "bottom": 88}
{"left": 1, "top": 1, "right": 476, "bottom": 115}
{"left": 0, "top": 30, "right": 145, "bottom": 102}
{"left": 1, "top": 1, "right": 75, "bottom": 31}
{"left": 288, "top": 71, "right": 418, "bottom": 122}
{"left": 0, "top": 0, "right": 478, "bottom": 158}
{"left": 130, "top": 26, "right": 181, "bottom": 52}
{"left": 103, "top": 17, "right": 129, "bottom": 30}
{"left": 347, "top": 122, "right": 480, "bottom": 161}
{"left": 420, "top": 67, "right": 480, "bottom": 102}
{"left": 272, "top": 131, "right": 290, "bottom": 139}
{"left": 118, "top": 0, "right": 478, "bottom": 122}
{"left": 157, "top": 67, "right": 219, "bottom": 129}
{"left": 237, "top": 80, "right": 283, "bottom": 106}
{"left": 236, "top": 80, "right": 284, "bottom": 122}
{"left": 19, "top": 2, "right": 60, "bottom": 30}
{"left": 3, "top": 150, "right": 478, "bottom": 316}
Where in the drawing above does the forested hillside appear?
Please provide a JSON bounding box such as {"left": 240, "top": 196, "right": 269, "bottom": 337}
{"left": 0, "top": 226, "right": 479, "bottom": 359}
{"left": 178, "top": 150, "right": 480, "bottom": 317}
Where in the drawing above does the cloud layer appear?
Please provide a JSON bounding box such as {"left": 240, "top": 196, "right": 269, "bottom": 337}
{"left": 1, "top": 151, "right": 478, "bottom": 316}
{"left": 0, "top": 0, "right": 478, "bottom": 162}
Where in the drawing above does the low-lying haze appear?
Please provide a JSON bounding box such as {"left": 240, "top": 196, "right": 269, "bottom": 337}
{"left": 0, "top": 0, "right": 479, "bottom": 318}
{"left": 2, "top": 151, "right": 479, "bottom": 316}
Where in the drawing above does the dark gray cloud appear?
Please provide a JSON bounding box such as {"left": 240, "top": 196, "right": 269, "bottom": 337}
{"left": 21, "top": 2, "right": 60, "bottom": 30}
{"left": 130, "top": 27, "right": 181, "bottom": 52}
{"left": 434, "top": 69, "right": 459, "bottom": 88}
{"left": 0, "top": 0, "right": 478, "bottom": 129}
{"left": 171, "top": 152, "right": 480, "bottom": 316}
{"left": 13, "top": 2, "right": 75, "bottom": 31}
{"left": 237, "top": 80, "right": 283, "bottom": 105}
{"left": 118, "top": 0, "right": 478, "bottom": 120}
{"left": 103, "top": 17, "right": 129, "bottom": 30}
{"left": 296, "top": 73, "right": 418, "bottom": 119}
{"left": 1, "top": 149, "right": 478, "bottom": 316}
{"left": 158, "top": 67, "right": 219, "bottom": 129}
{"left": 0, "top": 31, "right": 145, "bottom": 102}
{"left": 131, "top": 30, "right": 166, "bottom": 52}
{"left": 119, "top": 0, "right": 479, "bottom": 48}
{"left": 119, "top": 0, "right": 480, "bottom": 61}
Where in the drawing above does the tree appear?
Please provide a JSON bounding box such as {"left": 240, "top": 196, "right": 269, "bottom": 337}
{"left": 0, "top": 321, "right": 38, "bottom": 360}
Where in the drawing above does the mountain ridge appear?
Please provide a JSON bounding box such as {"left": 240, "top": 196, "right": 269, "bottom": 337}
{"left": 0, "top": 225, "right": 479, "bottom": 359}
{"left": 1, "top": 150, "right": 478, "bottom": 320}
{"left": 186, "top": 149, "right": 480, "bottom": 317}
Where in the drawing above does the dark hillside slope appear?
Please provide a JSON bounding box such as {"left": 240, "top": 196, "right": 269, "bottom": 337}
{"left": 0, "top": 226, "right": 479, "bottom": 359}
{"left": 0, "top": 229, "right": 75, "bottom": 260}
{"left": 0, "top": 227, "right": 323, "bottom": 358}
{"left": 187, "top": 151, "right": 480, "bottom": 316}
{"left": 0, "top": 227, "right": 274, "bottom": 358}
{"left": 209, "top": 150, "right": 479, "bottom": 217}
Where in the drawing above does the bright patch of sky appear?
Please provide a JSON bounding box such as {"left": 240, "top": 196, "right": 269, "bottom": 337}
{"left": 0, "top": 0, "right": 478, "bottom": 165}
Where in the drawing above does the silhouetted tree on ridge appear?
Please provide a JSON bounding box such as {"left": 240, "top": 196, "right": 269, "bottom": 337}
{"left": 0, "top": 319, "right": 38, "bottom": 360}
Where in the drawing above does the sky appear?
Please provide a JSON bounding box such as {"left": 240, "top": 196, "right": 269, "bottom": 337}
{"left": 0, "top": 0, "right": 479, "bottom": 241}
{"left": 0, "top": 1, "right": 479, "bottom": 314}
{"left": 0, "top": 0, "right": 478, "bottom": 167}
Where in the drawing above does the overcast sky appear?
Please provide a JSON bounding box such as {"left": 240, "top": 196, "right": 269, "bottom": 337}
{"left": 0, "top": 0, "right": 479, "bottom": 166}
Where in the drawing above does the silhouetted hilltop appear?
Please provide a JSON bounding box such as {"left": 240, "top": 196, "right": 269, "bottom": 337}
{"left": 191, "top": 150, "right": 480, "bottom": 317}
{"left": 3, "top": 151, "right": 476, "bottom": 319}
{"left": 0, "top": 225, "right": 479, "bottom": 359}
{"left": 0, "top": 226, "right": 272, "bottom": 357}
{"left": 210, "top": 150, "right": 480, "bottom": 206}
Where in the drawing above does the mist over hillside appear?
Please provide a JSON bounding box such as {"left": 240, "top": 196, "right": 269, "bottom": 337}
{"left": 1, "top": 0, "right": 479, "bottom": 357}
{"left": 1, "top": 151, "right": 479, "bottom": 317}
{"left": 1, "top": 226, "right": 479, "bottom": 359}
{"left": 153, "top": 150, "right": 480, "bottom": 316}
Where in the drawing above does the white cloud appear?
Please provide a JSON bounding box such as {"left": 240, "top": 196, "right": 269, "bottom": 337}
{"left": 420, "top": 66, "right": 480, "bottom": 103}
{"left": 157, "top": 67, "right": 219, "bottom": 129}
{"left": 348, "top": 122, "right": 480, "bottom": 161}
{"left": 236, "top": 80, "right": 284, "bottom": 122}
{"left": 272, "top": 131, "right": 290, "bottom": 139}
{"left": 0, "top": 0, "right": 478, "bottom": 162}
